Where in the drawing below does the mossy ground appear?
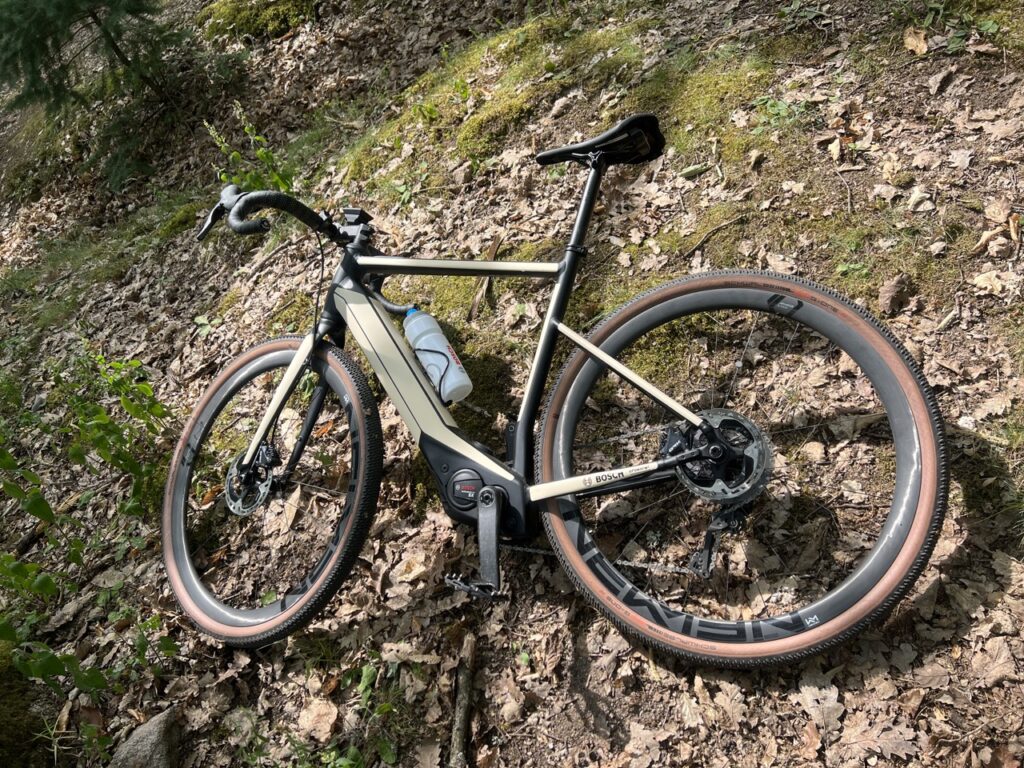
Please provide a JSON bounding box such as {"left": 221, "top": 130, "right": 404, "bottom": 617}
{"left": 266, "top": 290, "right": 316, "bottom": 335}
{"left": 197, "top": 0, "right": 315, "bottom": 40}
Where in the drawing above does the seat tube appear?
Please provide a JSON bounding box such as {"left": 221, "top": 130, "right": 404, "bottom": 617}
{"left": 513, "top": 158, "right": 605, "bottom": 476}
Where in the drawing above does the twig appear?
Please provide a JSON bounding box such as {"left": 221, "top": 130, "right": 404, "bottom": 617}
{"left": 15, "top": 522, "right": 46, "bottom": 557}
{"left": 681, "top": 215, "right": 748, "bottom": 260}
{"left": 449, "top": 633, "right": 476, "bottom": 768}
{"left": 834, "top": 163, "right": 854, "bottom": 213}
{"left": 248, "top": 238, "right": 298, "bottom": 280}
{"left": 468, "top": 238, "right": 502, "bottom": 322}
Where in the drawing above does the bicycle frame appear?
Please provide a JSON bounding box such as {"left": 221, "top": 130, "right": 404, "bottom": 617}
{"left": 241, "top": 160, "right": 704, "bottom": 538}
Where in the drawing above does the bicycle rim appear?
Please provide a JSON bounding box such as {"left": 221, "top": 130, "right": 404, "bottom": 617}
{"left": 164, "top": 340, "right": 374, "bottom": 641}
{"left": 539, "top": 271, "right": 945, "bottom": 663}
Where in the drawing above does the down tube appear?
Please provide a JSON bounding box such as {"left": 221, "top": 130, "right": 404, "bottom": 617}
{"left": 332, "top": 280, "right": 514, "bottom": 482}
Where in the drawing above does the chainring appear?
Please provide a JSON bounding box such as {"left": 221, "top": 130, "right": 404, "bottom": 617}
{"left": 672, "top": 409, "right": 773, "bottom": 505}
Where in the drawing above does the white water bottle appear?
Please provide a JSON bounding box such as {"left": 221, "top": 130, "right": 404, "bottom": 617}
{"left": 403, "top": 308, "right": 473, "bottom": 404}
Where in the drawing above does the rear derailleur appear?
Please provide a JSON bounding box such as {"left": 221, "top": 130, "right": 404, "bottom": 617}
{"left": 686, "top": 503, "right": 751, "bottom": 579}
{"left": 659, "top": 409, "right": 772, "bottom": 580}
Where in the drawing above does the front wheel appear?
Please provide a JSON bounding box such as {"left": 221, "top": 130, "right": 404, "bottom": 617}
{"left": 537, "top": 270, "right": 947, "bottom": 667}
{"left": 163, "top": 337, "right": 383, "bottom": 648}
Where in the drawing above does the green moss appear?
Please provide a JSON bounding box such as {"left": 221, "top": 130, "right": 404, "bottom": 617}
{"left": 457, "top": 84, "right": 544, "bottom": 158}
{"left": 197, "top": 0, "right": 315, "bottom": 40}
{"left": 266, "top": 290, "right": 315, "bottom": 335}
{"left": 157, "top": 200, "right": 204, "bottom": 241}
{"left": 631, "top": 45, "right": 772, "bottom": 164}
{"left": 217, "top": 286, "right": 244, "bottom": 316}
{"left": 890, "top": 171, "right": 916, "bottom": 188}
{"left": 336, "top": 15, "right": 659, "bottom": 198}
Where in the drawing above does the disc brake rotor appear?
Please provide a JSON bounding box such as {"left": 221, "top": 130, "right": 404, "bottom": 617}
{"left": 224, "top": 451, "right": 275, "bottom": 517}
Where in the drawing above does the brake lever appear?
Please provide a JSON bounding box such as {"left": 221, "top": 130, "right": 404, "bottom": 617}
{"left": 196, "top": 203, "right": 226, "bottom": 242}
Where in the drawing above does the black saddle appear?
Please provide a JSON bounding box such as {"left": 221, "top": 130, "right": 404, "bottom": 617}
{"left": 535, "top": 113, "right": 665, "bottom": 167}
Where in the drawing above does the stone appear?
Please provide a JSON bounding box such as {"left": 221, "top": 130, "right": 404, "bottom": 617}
{"left": 109, "top": 707, "right": 181, "bottom": 768}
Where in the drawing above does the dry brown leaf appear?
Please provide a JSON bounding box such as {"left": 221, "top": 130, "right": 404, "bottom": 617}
{"left": 972, "top": 227, "right": 1008, "bottom": 255}
{"left": 913, "top": 658, "right": 950, "bottom": 688}
{"left": 839, "top": 711, "right": 919, "bottom": 761}
{"left": 985, "top": 197, "right": 1014, "bottom": 224}
{"left": 903, "top": 27, "right": 928, "bottom": 55}
{"left": 828, "top": 137, "right": 842, "bottom": 162}
{"left": 949, "top": 149, "right": 974, "bottom": 170}
{"left": 798, "top": 720, "right": 822, "bottom": 759}
{"left": 974, "top": 393, "right": 1012, "bottom": 420}
{"left": 984, "top": 118, "right": 1023, "bottom": 141}
{"left": 972, "top": 636, "right": 1019, "bottom": 687}
{"left": 713, "top": 680, "right": 747, "bottom": 730}
{"left": 972, "top": 270, "right": 1020, "bottom": 296}
{"left": 795, "top": 676, "right": 844, "bottom": 733}
{"left": 297, "top": 698, "right": 338, "bottom": 743}
{"left": 927, "top": 65, "right": 956, "bottom": 95}
{"left": 912, "top": 150, "right": 941, "bottom": 169}
{"left": 415, "top": 741, "right": 441, "bottom": 768}
{"left": 907, "top": 186, "right": 935, "bottom": 212}
{"left": 879, "top": 273, "right": 912, "bottom": 316}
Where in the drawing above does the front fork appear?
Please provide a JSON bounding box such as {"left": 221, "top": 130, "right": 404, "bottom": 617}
{"left": 278, "top": 378, "right": 331, "bottom": 485}
{"left": 239, "top": 301, "right": 348, "bottom": 477}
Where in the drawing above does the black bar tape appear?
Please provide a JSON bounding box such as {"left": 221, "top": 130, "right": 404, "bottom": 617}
{"left": 226, "top": 190, "right": 324, "bottom": 235}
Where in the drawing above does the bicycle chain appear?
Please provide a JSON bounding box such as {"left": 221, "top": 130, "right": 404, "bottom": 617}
{"left": 499, "top": 542, "right": 705, "bottom": 577}
{"left": 498, "top": 500, "right": 748, "bottom": 580}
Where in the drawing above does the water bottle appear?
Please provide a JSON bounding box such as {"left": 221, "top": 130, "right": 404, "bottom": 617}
{"left": 403, "top": 308, "right": 473, "bottom": 404}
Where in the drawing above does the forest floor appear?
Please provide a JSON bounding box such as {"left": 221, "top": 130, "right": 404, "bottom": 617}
{"left": 2, "top": 0, "right": 1024, "bottom": 766}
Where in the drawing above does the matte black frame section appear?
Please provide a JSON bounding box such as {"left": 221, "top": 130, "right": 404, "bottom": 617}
{"left": 355, "top": 257, "right": 562, "bottom": 278}
{"left": 308, "top": 158, "right": 608, "bottom": 540}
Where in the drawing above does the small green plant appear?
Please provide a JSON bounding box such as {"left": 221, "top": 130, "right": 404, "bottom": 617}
{"left": 752, "top": 95, "right": 807, "bottom": 132}
{"left": 62, "top": 355, "right": 169, "bottom": 517}
{"left": 413, "top": 101, "right": 440, "bottom": 123}
{"left": 80, "top": 722, "right": 113, "bottom": 763}
{"left": 193, "top": 314, "right": 223, "bottom": 338}
{"left": 836, "top": 261, "right": 870, "bottom": 278}
{"left": 910, "top": 1, "right": 1001, "bottom": 52}
{"left": 779, "top": 2, "right": 835, "bottom": 32}
{"left": 0, "top": 444, "right": 55, "bottom": 527}
{"left": 206, "top": 101, "right": 294, "bottom": 192}
{"left": 391, "top": 163, "right": 431, "bottom": 207}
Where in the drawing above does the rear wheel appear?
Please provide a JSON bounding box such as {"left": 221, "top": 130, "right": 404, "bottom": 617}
{"left": 163, "top": 337, "right": 382, "bottom": 648}
{"left": 537, "top": 270, "right": 947, "bottom": 666}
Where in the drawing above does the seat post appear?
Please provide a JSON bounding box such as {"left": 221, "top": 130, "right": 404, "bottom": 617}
{"left": 511, "top": 155, "right": 606, "bottom": 476}
{"left": 567, "top": 154, "right": 606, "bottom": 249}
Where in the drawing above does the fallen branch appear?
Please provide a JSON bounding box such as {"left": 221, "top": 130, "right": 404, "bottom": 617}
{"left": 681, "top": 215, "right": 748, "bottom": 260}
{"left": 449, "top": 633, "right": 476, "bottom": 768}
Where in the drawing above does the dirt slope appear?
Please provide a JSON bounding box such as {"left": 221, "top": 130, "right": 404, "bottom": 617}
{"left": 1, "top": 1, "right": 1023, "bottom": 766}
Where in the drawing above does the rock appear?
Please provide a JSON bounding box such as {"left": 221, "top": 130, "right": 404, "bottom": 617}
{"left": 109, "top": 707, "right": 180, "bottom": 768}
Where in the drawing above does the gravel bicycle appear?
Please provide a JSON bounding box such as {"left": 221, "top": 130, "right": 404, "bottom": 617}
{"left": 162, "top": 114, "right": 948, "bottom": 666}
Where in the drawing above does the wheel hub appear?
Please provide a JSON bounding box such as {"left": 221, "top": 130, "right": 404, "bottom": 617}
{"left": 664, "top": 409, "right": 773, "bottom": 505}
{"left": 224, "top": 444, "right": 279, "bottom": 517}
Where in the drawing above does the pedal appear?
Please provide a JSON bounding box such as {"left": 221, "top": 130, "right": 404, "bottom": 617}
{"left": 445, "top": 484, "right": 507, "bottom": 599}
{"left": 444, "top": 573, "right": 507, "bottom": 600}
